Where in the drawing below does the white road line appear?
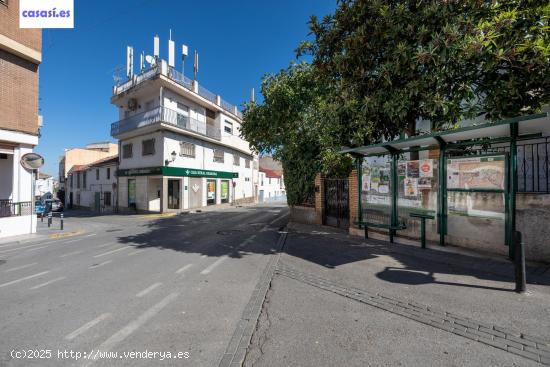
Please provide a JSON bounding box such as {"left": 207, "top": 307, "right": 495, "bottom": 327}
{"left": 65, "top": 313, "right": 111, "bottom": 341}
{"left": 269, "top": 212, "right": 289, "bottom": 225}
{"left": 30, "top": 276, "right": 66, "bottom": 290}
{"left": 82, "top": 293, "right": 178, "bottom": 366}
{"left": 135, "top": 282, "right": 162, "bottom": 297}
{"left": 97, "top": 242, "right": 116, "bottom": 248}
{"left": 60, "top": 250, "right": 83, "bottom": 258}
{"left": 0, "top": 271, "right": 50, "bottom": 288}
{"left": 200, "top": 256, "right": 227, "bottom": 275}
{"left": 89, "top": 260, "right": 112, "bottom": 269}
{"left": 93, "top": 247, "right": 130, "bottom": 258}
{"left": 25, "top": 245, "right": 49, "bottom": 252}
{"left": 127, "top": 249, "right": 145, "bottom": 256}
{"left": 4, "top": 262, "right": 37, "bottom": 273}
{"left": 175, "top": 264, "right": 193, "bottom": 274}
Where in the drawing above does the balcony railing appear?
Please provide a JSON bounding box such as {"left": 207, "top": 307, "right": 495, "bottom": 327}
{"left": 112, "top": 61, "right": 243, "bottom": 119}
{"left": 111, "top": 106, "right": 221, "bottom": 140}
{"left": 0, "top": 200, "right": 33, "bottom": 217}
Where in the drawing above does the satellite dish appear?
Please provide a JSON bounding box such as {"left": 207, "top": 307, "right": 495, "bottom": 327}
{"left": 20, "top": 153, "right": 44, "bottom": 170}
{"left": 145, "top": 55, "right": 156, "bottom": 66}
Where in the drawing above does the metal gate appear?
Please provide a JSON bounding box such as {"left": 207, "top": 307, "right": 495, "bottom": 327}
{"left": 324, "top": 178, "right": 349, "bottom": 228}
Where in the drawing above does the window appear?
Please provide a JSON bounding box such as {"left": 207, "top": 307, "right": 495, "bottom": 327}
{"left": 96, "top": 169, "right": 99, "bottom": 180}
{"left": 224, "top": 121, "right": 233, "bottom": 134}
{"left": 142, "top": 139, "right": 155, "bottom": 156}
{"left": 107, "top": 167, "right": 111, "bottom": 180}
{"left": 177, "top": 102, "right": 189, "bottom": 113}
{"left": 70, "top": 174, "right": 74, "bottom": 188}
{"left": 122, "top": 143, "right": 133, "bottom": 159}
{"left": 83, "top": 172, "right": 87, "bottom": 189}
{"left": 104, "top": 192, "right": 112, "bottom": 206}
{"left": 213, "top": 149, "right": 224, "bottom": 163}
{"left": 269, "top": 178, "right": 271, "bottom": 185}
{"left": 77, "top": 172, "right": 81, "bottom": 188}
{"left": 233, "top": 154, "right": 240, "bottom": 166}
{"left": 245, "top": 159, "right": 250, "bottom": 168}
{"left": 180, "top": 142, "right": 195, "bottom": 157}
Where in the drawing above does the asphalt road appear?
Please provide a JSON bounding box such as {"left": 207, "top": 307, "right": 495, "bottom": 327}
{"left": 0, "top": 204, "right": 289, "bottom": 367}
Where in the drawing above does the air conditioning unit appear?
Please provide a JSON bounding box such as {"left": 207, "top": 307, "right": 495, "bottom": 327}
{"left": 128, "top": 98, "right": 138, "bottom": 111}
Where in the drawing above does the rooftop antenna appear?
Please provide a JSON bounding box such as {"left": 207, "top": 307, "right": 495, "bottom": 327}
{"left": 181, "top": 44, "right": 188, "bottom": 76}
{"left": 250, "top": 87, "right": 255, "bottom": 103}
{"left": 168, "top": 29, "right": 175, "bottom": 68}
{"left": 126, "top": 46, "right": 134, "bottom": 78}
{"left": 140, "top": 51, "right": 145, "bottom": 72}
{"left": 193, "top": 50, "right": 199, "bottom": 80}
{"left": 112, "top": 65, "right": 125, "bottom": 85}
{"left": 153, "top": 35, "right": 160, "bottom": 60}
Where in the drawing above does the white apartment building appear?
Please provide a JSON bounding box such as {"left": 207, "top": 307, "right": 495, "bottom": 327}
{"left": 66, "top": 156, "right": 117, "bottom": 212}
{"left": 111, "top": 38, "right": 258, "bottom": 213}
{"left": 258, "top": 168, "right": 286, "bottom": 203}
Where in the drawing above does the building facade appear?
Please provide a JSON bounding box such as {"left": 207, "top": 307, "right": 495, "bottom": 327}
{"left": 35, "top": 172, "right": 55, "bottom": 200}
{"left": 66, "top": 156, "right": 117, "bottom": 212}
{"left": 111, "top": 44, "right": 258, "bottom": 213}
{"left": 0, "top": 0, "right": 42, "bottom": 237}
{"left": 258, "top": 168, "right": 285, "bottom": 203}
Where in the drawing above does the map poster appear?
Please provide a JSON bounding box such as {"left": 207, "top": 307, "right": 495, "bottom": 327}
{"left": 406, "top": 161, "right": 420, "bottom": 178}
{"left": 447, "top": 156, "right": 505, "bottom": 190}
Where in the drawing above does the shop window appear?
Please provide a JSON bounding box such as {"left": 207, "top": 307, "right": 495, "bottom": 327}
{"left": 122, "top": 143, "right": 133, "bottom": 159}
{"left": 142, "top": 139, "right": 155, "bottom": 156}
{"left": 213, "top": 149, "right": 224, "bottom": 163}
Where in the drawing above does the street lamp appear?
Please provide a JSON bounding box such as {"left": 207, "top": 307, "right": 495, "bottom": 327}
{"left": 165, "top": 151, "right": 177, "bottom": 166}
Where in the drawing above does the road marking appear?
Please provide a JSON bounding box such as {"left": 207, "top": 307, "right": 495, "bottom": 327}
{"left": 200, "top": 256, "right": 227, "bottom": 275}
{"left": 49, "top": 230, "right": 84, "bottom": 239}
{"left": 82, "top": 293, "right": 178, "bottom": 366}
{"left": 25, "top": 245, "right": 49, "bottom": 252}
{"left": 175, "top": 264, "right": 193, "bottom": 274}
{"left": 89, "top": 260, "right": 112, "bottom": 269}
{"left": 93, "top": 247, "right": 130, "bottom": 258}
{"left": 136, "top": 282, "right": 162, "bottom": 297}
{"left": 65, "top": 313, "right": 111, "bottom": 341}
{"left": 0, "top": 271, "right": 50, "bottom": 288}
{"left": 4, "top": 262, "right": 37, "bottom": 273}
{"left": 98, "top": 242, "right": 116, "bottom": 248}
{"left": 127, "top": 249, "right": 145, "bottom": 256}
{"left": 30, "top": 276, "right": 66, "bottom": 290}
{"left": 269, "top": 212, "right": 289, "bottom": 225}
{"left": 60, "top": 250, "right": 83, "bottom": 258}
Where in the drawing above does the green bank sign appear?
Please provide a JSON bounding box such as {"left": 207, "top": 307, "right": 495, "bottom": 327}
{"left": 117, "top": 166, "right": 238, "bottom": 179}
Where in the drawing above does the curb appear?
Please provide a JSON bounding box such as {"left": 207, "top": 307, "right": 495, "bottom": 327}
{"left": 218, "top": 230, "right": 287, "bottom": 367}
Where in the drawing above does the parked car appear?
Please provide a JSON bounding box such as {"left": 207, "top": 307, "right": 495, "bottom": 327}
{"left": 35, "top": 201, "right": 45, "bottom": 216}
{"left": 44, "top": 199, "right": 63, "bottom": 213}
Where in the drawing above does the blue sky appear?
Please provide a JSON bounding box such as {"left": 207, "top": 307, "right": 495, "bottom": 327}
{"left": 36, "top": 0, "right": 336, "bottom": 175}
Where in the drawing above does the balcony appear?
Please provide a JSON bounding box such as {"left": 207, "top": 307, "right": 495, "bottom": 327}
{"left": 112, "top": 61, "right": 243, "bottom": 119}
{"left": 111, "top": 106, "right": 221, "bottom": 140}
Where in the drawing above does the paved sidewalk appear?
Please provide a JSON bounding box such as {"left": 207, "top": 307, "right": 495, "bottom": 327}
{"left": 244, "top": 222, "right": 550, "bottom": 366}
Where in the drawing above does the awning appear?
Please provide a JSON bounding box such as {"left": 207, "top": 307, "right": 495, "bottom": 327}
{"left": 341, "top": 113, "right": 549, "bottom": 156}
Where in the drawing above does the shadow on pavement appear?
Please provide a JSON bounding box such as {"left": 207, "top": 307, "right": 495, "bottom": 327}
{"left": 284, "top": 225, "right": 550, "bottom": 290}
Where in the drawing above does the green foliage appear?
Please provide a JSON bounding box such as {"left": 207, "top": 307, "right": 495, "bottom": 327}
{"left": 243, "top": 0, "right": 550, "bottom": 205}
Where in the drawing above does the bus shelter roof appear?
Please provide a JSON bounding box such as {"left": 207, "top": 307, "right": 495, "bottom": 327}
{"left": 341, "top": 113, "right": 549, "bottom": 156}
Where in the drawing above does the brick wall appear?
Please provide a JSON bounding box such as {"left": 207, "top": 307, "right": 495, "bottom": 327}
{"left": 0, "top": 1, "right": 42, "bottom": 52}
{"left": 0, "top": 48, "right": 39, "bottom": 135}
{"left": 348, "top": 169, "right": 359, "bottom": 229}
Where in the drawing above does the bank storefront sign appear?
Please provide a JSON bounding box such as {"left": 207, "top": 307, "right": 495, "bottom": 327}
{"left": 117, "top": 166, "right": 238, "bottom": 179}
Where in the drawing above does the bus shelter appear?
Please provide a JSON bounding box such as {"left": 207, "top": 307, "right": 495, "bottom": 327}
{"left": 342, "top": 113, "right": 549, "bottom": 258}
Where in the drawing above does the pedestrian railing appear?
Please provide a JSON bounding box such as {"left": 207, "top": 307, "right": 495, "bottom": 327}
{"left": 0, "top": 200, "right": 33, "bottom": 217}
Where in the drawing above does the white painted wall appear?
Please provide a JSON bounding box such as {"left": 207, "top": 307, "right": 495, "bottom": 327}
{"left": 118, "top": 131, "right": 164, "bottom": 169}
{"left": 259, "top": 172, "right": 286, "bottom": 201}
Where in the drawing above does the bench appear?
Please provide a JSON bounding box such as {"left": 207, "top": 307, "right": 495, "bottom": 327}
{"left": 354, "top": 220, "right": 407, "bottom": 243}
{"left": 409, "top": 212, "right": 435, "bottom": 249}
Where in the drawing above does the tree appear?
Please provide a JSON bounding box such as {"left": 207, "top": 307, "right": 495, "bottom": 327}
{"left": 299, "top": 0, "right": 550, "bottom": 146}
